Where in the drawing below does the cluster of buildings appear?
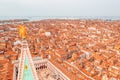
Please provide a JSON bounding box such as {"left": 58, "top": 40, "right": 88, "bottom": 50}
{"left": 0, "top": 22, "right": 19, "bottom": 80}
{"left": 0, "top": 19, "right": 120, "bottom": 80}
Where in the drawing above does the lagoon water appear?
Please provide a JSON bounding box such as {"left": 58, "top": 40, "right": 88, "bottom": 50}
{"left": 0, "top": 16, "right": 120, "bottom": 21}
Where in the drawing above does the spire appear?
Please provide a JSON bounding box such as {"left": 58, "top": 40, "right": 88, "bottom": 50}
{"left": 17, "top": 40, "right": 39, "bottom": 80}
{"left": 22, "top": 55, "right": 34, "bottom": 80}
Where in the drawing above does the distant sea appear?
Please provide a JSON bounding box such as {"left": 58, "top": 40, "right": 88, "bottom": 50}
{"left": 0, "top": 16, "right": 120, "bottom": 21}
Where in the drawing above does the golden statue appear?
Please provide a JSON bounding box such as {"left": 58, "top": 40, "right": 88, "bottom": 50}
{"left": 18, "top": 25, "right": 26, "bottom": 39}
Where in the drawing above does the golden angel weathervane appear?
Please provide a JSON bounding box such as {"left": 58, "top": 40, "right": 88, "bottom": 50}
{"left": 18, "top": 25, "right": 27, "bottom": 39}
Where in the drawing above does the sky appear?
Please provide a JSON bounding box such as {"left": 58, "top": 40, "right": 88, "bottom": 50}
{"left": 0, "top": 0, "right": 120, "bottom": 16}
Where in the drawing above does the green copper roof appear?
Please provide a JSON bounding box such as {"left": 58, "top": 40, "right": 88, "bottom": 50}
{"left": 22, "top": 55, "right": 34, "bottom": 80}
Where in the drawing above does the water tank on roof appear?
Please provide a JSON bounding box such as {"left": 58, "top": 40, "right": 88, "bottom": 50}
{"left": 45, "top": 32, "right": 51, "bottom": 37}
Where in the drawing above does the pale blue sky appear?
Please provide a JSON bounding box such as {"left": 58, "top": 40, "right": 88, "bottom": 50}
{"left": 0, "top": 0, "right": 119, "bottom": 16}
